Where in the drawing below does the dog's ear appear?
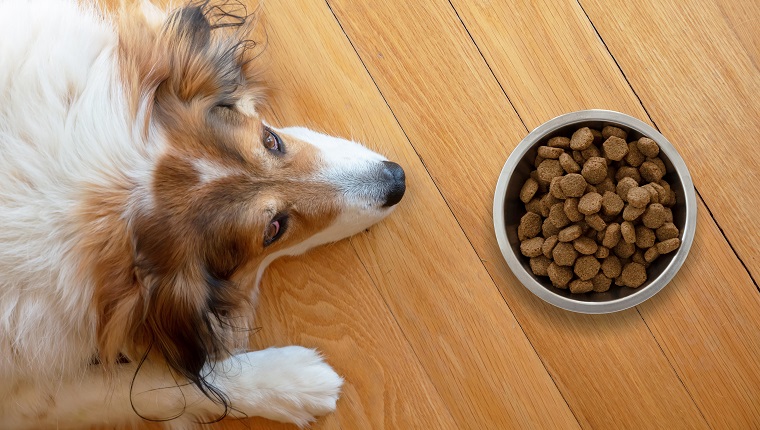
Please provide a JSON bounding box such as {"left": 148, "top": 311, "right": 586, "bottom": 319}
{"left": 154, "top": 1, "right": 266, "bottom": 116}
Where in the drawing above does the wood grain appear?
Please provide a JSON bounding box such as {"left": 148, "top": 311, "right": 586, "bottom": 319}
{"left": 579, "top": 0, "right": 760, "bottom": 281}
{"left": 325, "top": 0, "right": 709, "bottom": 428}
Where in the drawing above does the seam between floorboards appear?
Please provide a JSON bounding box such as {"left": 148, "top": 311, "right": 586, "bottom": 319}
{"left": 444, "top": 1, "right": 585, "bottom": 428}
{"left": 573, "top": 0, "right": 759, "bottom": 294}
{"left": 575, "top": 0, "right": 729, "bottom": 427}
{"left": 324, "top": 0, "right": 585, "bottom": 427}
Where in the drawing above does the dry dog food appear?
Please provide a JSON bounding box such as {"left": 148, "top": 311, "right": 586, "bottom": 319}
{"left": 518, "top": 127, "right": 681, "bottom": 292}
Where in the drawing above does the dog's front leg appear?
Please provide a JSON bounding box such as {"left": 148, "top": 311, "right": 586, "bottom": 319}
{"left": 12, "top": 346, "right": 342, "bottom": 429}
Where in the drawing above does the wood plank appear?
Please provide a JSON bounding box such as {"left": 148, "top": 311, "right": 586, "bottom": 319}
{"left": 579, "top": 0, "right": 760, "bottom": 280}
{"left": 326, "top": 0, "right": 709, "bottom": 428}
{"left": 398, "top": 0, "right": 760, "bottom": 427}
{"left": 245, "top": 1, "right": 580, "bottom": 428}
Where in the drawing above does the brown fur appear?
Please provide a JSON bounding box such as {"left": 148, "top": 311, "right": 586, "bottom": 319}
{"left": 75, "top": 0, "right": 341, "bottom": 405}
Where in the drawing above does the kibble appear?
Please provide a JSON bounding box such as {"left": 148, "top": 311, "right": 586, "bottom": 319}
{"left": 620, "top": 262, "right": 647, "bottom": 288}
{"left": 520, "top": 237, "right": 545, "bottom": 257}
{"left": 574, "top": 236, "right": 598, "bottom": 255}
{"left": 570, "top": 127, "right": 594, "bottom": 150}
{"left": 553, "top": 242, "right": 578, "bottom": 266}
{"left": 559, "top": 152, "right": 580, "bottom": 174}
{"left": 637, "top": 137, "right": 659, "bottom": 158}
{"left": 517, "top": 125, "right": 681, "bottom": 293}
{"left": 558, "top": 224, "right": 583, "bottom": 242}
{"left": 602, "top": 136, "right": 629, "bottom": 161}
{"left": 538, "top": 146, "right": 564, "bottom": 159}
{"left": 578, "top": 192, "right": 603, "bottom": 215}
{"left": 581, "top": 157, "right": 608, "bottom": 185}
{"left": 574, "top": 256, "right": 601, "bottom": 281}
{"left": 542, "top": 235, "right": 559, "bottom": 258}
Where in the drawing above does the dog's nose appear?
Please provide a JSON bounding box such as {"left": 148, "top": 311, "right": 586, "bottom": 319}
{"left": 381, "top": 161, "right": 406, "bottom": 207}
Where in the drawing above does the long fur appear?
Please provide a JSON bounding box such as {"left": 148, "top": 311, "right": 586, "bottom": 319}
{"left": 0, "top": 0, "right": 404, "bottom": 427}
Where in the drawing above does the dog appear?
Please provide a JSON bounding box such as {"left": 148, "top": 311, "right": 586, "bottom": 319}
{"left": 0, "top": 0, "right": 405, "bottom": 427}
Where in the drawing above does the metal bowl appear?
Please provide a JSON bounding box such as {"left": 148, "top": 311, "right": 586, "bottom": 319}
{"left": 493, "top": 110, "right": 697, "bottom": 314}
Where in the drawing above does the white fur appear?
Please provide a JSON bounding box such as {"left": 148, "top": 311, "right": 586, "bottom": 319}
{"left": 0, "top": 1, "right": 400, "bottom": 427}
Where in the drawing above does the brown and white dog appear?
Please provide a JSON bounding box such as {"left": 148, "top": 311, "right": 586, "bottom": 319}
{"left": 0, "top": 0, "right": 405, "bottom": 427}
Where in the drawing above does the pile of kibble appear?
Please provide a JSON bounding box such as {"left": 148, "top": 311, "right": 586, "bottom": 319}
{"left": 517, "top": 125, "right": 681, "bottom": 294}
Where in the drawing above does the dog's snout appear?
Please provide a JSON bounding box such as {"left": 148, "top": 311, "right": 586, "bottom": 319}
{"left": 381, "top": 161, "right": 406, "bottom": 207}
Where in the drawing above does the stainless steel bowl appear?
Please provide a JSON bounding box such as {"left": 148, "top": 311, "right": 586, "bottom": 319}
{"left": 493, "top": 110, "right": 697, "bottom": 313}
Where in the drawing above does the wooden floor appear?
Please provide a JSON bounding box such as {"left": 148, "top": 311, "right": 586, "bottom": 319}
{"left": 138, "top": 0, "right": 759, "bottom": 428}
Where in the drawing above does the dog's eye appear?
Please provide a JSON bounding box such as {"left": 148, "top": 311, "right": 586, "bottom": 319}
{"left": 263, "top": 128, "right": 284, "bottom": 153}
{"left": 264, "top": 214, "right": 288, "bottom": 246}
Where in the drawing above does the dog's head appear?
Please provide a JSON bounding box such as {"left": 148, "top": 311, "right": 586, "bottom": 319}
{"left": 91, "top": 0, "right": 404, "bottom": 405}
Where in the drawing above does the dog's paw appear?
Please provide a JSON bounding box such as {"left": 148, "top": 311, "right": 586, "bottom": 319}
{"left": 222, "top": 346, "right": 343, "bottom": 426}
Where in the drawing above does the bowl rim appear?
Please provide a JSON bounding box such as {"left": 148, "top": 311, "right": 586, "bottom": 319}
{"left": 493, "top": 109, "right": 697, "bottom": 314}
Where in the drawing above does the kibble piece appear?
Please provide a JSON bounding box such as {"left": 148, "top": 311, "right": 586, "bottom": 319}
{"left": 591, "top": 128, "right": 603, "bottom": 144}
{"left": 602, "top": 125, "right": 628, "bottom": 140}
{"left": 558, "top": 224, "right": 583, "bottom": 242}
{"left": 616, "top": 166, "right": 642, "bottom": 183}
{"left": 548, "top": 263, "right": 574, "bottom": 289}
{"left": 597, "top": 177, "right": 616, "bottom": 195}
{"left": 577, "top": 192, "right": 602, "bottom": 215}
{"left": 640, "top": 160, "right": 664, "bottom": 183}
{"left": 623, "top": 204, "right": 646, "bottom": 221}
{"left": 595, "top": 246, "right": 610, "bottom": 259}
{"left": 548, "top": 136, "right": 571, "bottom": 148}
{"left": 520, "top": 178, "right": 539, "bottom": 203}
{"left": 563, "top": 197, "right": 584, "bottom": 222}
{"left": 553, "top": 242, "right": 579, "bottom": 266}
{"left": 601, "top": 255, "right": 622, "bottom": 278}
{"left": 542, "top": 235, "right": 559, "bottom": 258}
{"left": 581, "top": 157, "right": 608, "bottom": 185}
{"left": 648, "top": 157, "right": 667, "bottom": 176}
{"left": 537, "top": 159, "right": 564, "bottom": 184}
{"left": 574, "top": 236, "right": 598, "bottom": 255}
{"left": 637, "top": 137, "right": 660, "bottom": 158}
{"left": 627, "top": 187, "right": 651, "bottom": 208}
{"left": 585, "top": 214, "right": 607, "bottom": 231}
{"left": 625, "top": 141, "right": 646, "bottom": 167}
{"left": 559, "top": 152, "right": 580, "bottom": 174}
{"left": 538, "top": 146, "right": 564, "bottom": 159}
{"left": 533, "top": 156, "right": 546, "bottom": 169}
{"left": 569, "top": 279, "right": 594, "bottom": 294}
{"left": 529, "top": 256, "right": 551, "bottom": 276}
{"left": 525, "top": 198, "right": 542, "bottom": 214}
{"left": 644, "top": 247, "right": 660, "bottom": 263}
{"left": 549, "top": 177, "right": 567, "bottom": 199}
{"left": 575, "top": 255, "right": 601, "bottom": 281}
{"left": 572, "top": 150, "right": 584, "bottom": 165}
{"left": 601, "top": 191, "right": 625, "bottom": 216}
{"left": 656, "top": 223, "right": 680, "bottom": 241}
{"left": 651, "top": 182, "right": 669, "bottom": 204}
{"left": 657, "top": 238, "right": 681, "bottom": 255}
{"left": 592, "top": 273, "right": 613, "bottom": 292}
{"left": 635, "top": 226, "right": 656, "bottom": 249}
{"left": 621, "top": 221, "right": 636, "bottom": 244}
{"left": 614, "top": 240, "right": 636, "bottom": 259}
{"left": 570, "top": 127, "right": 595, "bottom": 150}
{"left": 518, "top": 212, "right": 542, "bottom": 240}
{"left": 642, "top": 184, "right": 660, "bottom": 204}
{"left": 560, "top": 173, "right": 587, "bottom": 198}
{"left": 582, "top": 145, "right": 601, "bottom": 160}
{"left": 548, "top": 203, "right": 571, "bottom": 228}
{"left": 632, "top": 249, "right": 647, "bottom": 265}
{"left": 602, "top": 223, "right": 622, "bottom": 248}
{"left": 540, "top": 193, "right": 560, "bottom": 217}
{"left": 642, "top": 203, "right": 667, "bottom": 229}
{"left": 602, "top": 136, "right": 629, "bottom": 161}
{"left": 520, "top": 237, "right": 545, "bottom": 257}
{"left": 542, "top": 218, "right": 561, "bottom": 238}
{"left": 617, "top": 177, "right": 639, "bottom": 202}
{"left": 620, "top": 262, "right": 647, "bottom": 288}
